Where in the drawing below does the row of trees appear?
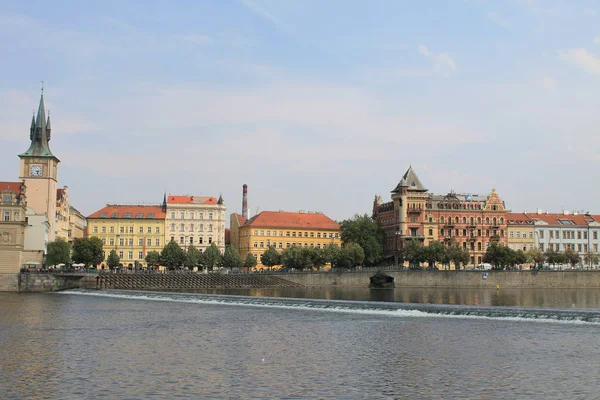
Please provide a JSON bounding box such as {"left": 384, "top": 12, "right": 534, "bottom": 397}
{"left": 258, "top": 243, "right": 365, "bottom": 271}
{"left": 46, "top": 237, "right": 104, "bottom": 268}
{"left": 395, "top": 239, "right": 471, "bottom": 269}
{"left": 483, "top": 243, "right": 599, "bottom": 269}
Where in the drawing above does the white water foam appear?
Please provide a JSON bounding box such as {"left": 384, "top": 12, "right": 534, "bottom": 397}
{"left": 56, "top": 290, "right": 600, "bottom": 326}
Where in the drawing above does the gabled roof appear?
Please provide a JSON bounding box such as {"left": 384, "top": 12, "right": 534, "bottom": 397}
{"left": 233, "top": 213, "right": 247, "bottom": 225}
{"left": 392, "top": 166, "right": 427, "bottom": 193}
{"left": 0, "top": 182, "right": 23, "bottom": 195}
{"left": 242, "top": 211, "right": 339, "bottom": 230}
{"left": 167, "top": 195, "right": 218, "bottom": 205}
{"left": 88, "top": 205, "right": 166, "bottom": 219}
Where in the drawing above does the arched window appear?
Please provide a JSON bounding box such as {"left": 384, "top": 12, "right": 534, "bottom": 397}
{"left": 180, "top": 223, "right": 185, "bottom": 232}
{"left": 493, "top": 217, "right": 497, "bottom": 226}
{"left": 470, "top": 217, "right": 474, "bottom": 225}
{"left": 462, "top": 217, "right": 467, "bottom": 224}
{"left": 455, "top": 217, "right": 459, "bottom": 223}
{"left": 440, "top": 216, "right": 445, "bottom": 223}
{"left": 477, "top": 217, "right": 481, "bottom": 224}
{"left": 189, "top": 224, "right": 194, "bottom": 232}
{"left": 486, "top": 217, "right": 490, "bottom": 224}
{"left": 500, "top": 217, "right": 504, "bottom": 224}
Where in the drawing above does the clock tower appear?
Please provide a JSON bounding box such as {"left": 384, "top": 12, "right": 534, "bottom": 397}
{"left": 18, "top": 90, "right": 60, "bottom": 242}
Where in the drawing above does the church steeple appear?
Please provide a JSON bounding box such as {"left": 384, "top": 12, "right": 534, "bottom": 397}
{"left": 20, "top": 89, "right": 57, "bottom": 159}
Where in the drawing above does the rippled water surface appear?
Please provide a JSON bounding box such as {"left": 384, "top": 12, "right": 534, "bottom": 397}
{"left": 1, "top": 288, "right": 599, "bottom": 399}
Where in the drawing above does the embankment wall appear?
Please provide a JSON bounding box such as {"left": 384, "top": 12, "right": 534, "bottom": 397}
{"left": 280, "top": 270, "right": 600, "bottom": 289}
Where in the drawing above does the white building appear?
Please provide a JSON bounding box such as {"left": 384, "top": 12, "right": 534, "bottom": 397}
{"left": 164, "top": 194, "right": 226, "bottom": 253}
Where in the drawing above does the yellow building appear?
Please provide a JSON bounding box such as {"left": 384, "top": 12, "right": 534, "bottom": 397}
{"left": 230, "top": 210, "right": 341, "bottom": 270}
{"left": 87, "top": 205, "right": 166, "bottom": 269}
{"left": 506, "top": 213, "right": 535, "bottom": 253}
{"left": 68, "top": 205, "right": 86, "bottom": 243}
{"left": 0, "top": 182, "right": 27, "bottom": 275}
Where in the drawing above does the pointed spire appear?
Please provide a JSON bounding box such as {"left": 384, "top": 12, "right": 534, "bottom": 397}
{"left": 392, "top": 166, "right": 427, "bottom": 193}
{"left": 19, "top": 88, "right": 57, "bottom": 159}
{"left": 162, "top": 191, "right": 167, "bottom": 212}
{"left": 217, "top": 194, "right": 224, "bottom": 205}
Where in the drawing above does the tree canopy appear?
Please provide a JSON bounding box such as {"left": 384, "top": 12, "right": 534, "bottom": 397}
{"left": 160, "top": 241, "right": 185, "bottom": 270}
{"left": 203, "top": 243, "right": 222, "bottom": 271}
{"left": 185, "top": 245, "right": 204, "bottom": 269}
{"left": 221, "top": 247, "right": 243, "bottom": 270}
{"left": 145, "top": 251, "right": 161, "bottom": 267}
{"left": 107, "top": 250, "right": 120, "bottom": 269}
{"left": 244, "top": 253, "right": 257, "bottom": 270}
{"left": 71, "top": 237, "right": 104, "bottom": 268}
{"left": 260, "top": 246, "right": 281, "bottom": 270}
{"left": 46, "top": 237, "right": 71, "bottom": 267}
{"left": 340, "top": 214, "right": 384, "bottom": 267}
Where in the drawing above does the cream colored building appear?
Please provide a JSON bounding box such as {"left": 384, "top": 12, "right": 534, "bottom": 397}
{"left": 165, "top": 194, "right": 226, "bottom": 253}
{"left": 68, "top": 206, "right": 86, "bottom": 242}
{"left": 23, "top": 207, "right": 49, "bottom": 266}
{"left": 56, "top": 186, "right": 70, "bottom": 241}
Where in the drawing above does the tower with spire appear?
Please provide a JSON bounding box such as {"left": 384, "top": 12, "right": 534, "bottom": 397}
{"left": 18, "top": 88, "right": 60, "bottom": 242}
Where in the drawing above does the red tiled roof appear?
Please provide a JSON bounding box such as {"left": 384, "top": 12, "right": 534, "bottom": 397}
{"left": 167, "top": 195, "right": 217, "bottom": 204}
{"left": 87, "top": 205, "right": 166, "bottom": 219}
{"left": 243, "top": 211, "right": 339, "bottom": 230}
{"left": 0, "top": 182, "right": 22, "bottom": 195}
{"left": 525, "top": 212, "right": 597, "bottom": 227}
{"left": 506, "top": 213, "right": 533, "bottom": 225}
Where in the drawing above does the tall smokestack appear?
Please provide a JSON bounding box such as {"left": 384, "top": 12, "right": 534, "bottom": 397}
{"left": 242, "top": 184, "right": 248, "bottom": 219}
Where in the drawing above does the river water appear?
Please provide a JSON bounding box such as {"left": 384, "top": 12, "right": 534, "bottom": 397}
{"left": 1, "top": 287, "right": 599, "bottom": 399}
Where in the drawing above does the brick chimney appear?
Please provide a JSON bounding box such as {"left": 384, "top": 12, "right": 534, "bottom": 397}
{"left": 242, "top": 184, "right": 248, "bottom": 219}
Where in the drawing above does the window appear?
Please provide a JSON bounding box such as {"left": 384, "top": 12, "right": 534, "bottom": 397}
{"left": 180, "top": 223, "right": 185, "bottom": 232}
{"left": 260, "top": 230, "right": 264, "bottom": 236}
{"left": 440, "top": 216, "right": 445, "bottom": 223}
{"left": 138, "top": 239, "right": 143, "bottom": 246}
{"left": 199, "top": 213, "right": 204, "bottom": 220}
{"left": 128, "top": 239, "right": 133, "bottom": 246}
{"left": 529, "top": 232, "right": 533, "bottom": 239}
{"left": 129, "top": 226, "right": 134, "bottom": 233}
{"left": 510, "top": 231, "right": 514, "bottom": 238}
{"left": 170, "top": 224, "right": 175, "bottom": 231}
{"left": 584, "top": 232, "right": 588, "bottom": 240}
{"left": 101, "top": 226, "right": 106, "bottom": 233}
{"left": 100, "top": 212, "right": 108, "bottom": 218}
{"left": 138, "top": 251, "right": 143, "bottom": 259}
{"left": 93, "top": 226, "right": 98, "bottom": 233}
{"left": 147, "top": 213, "right": 155, "bottom": 219}
{"left": 180, "top": 237, "right": 184, "bottom": 244}
{"left": 109, "top": 238, "right": 115, "bottom": 246}
{"left": 136, "top": 213, "right": 143, "bottom": 219}
{"left": 310, "top": 232, "right": 314, "bottom": 237}
{"left": 578, "top": 244, "right": 582, "bottom": 252}
{"left": 2, "top": 193, "right": 11, "bottom": 204}
{"left": 266, "top": 231, "right": 271, "bottom": 236}
{"left": 287, "top": 232, "right": 291, "bottom": 237}
{"left": 209, "top": 213, "right": 213, "bottom": 220}
{"left": 199, "top": 237, "right": 203, "bottom": 244}
{"left": 128, "top": 251, "right": 133, "bottom": 260}
{"left": 462, "top": 229, "right": 467, "bottom": 236}
{"left": 477, "top": 217, "right": 481, "bottom": 224}
{"left": 428, "top": 228, "right": 433, "bottom": 236}
{"left": 189, "top": 237, "right": 194, "bottom": 244}
{"left": 199, "top": 224, "right": 204, "bottom": 232}
{"left": 119, "top": 238, "right": 124, "bottom": 246}
{"left": 477, "top": 229, "right": 481, "bottom": 237}
{"left": 254, "top": 242, "right": 258, "bottom": 248}
{"left": 208, "top": 237, "right": 212, "bottom": 244}
{"left": 595, "top": 244, "right": 598, "bottom": 252}
{"left": 279, "top": 231, "right": 283, "bottom": 236}
{"left": 539, "top": 230, "right": 544, "bottom": 239}
{"left": 485, "top": 217, "right": 490, "bottom": 224}
{"left": 189, "top": 212, "right": 194, "bottom": 219}
{"left": 516, "top": 232, "right": 521, "bottom": 239}
{"left": 305, "top": 232, "right": 309, "bottom": 237}
{"left": 147, "top": 238, "right": 151, "bottom": 246}
{"left": 260, "top": 242, "right": 264, "bottom": 248}
{"left": 440, "top": 228, "right": 444, "bottom": 236}
{"left": 189, "top": 224, "right": 194, "bottom": 232}
{"left": 170, "top": 212, "right": 175, "bottom": 219}
{"left": 180, "top": 212, "right": 185, "bottom": 219}
{"left": 155, "top": 239, "right": 160, "bottom": 246}
{"left": 578, "top": 231, "right": 582, "bottom": 240}
{"left": 209, "top": 225, "right": 213, "bottom": 232}
{"left": 462, "top": 217, "right": 467, "bottom": 224}
{"left": 139, "top": 227, "right": 143, "bottom": 233}
{"left": 119, "top": 251, "right": 124, "bottom": 259}
{"left": 123, "top": 213, "right": 132, "bottom": 219}
{"left": 101, "top": 238, "right": 106, "bottom": 245}
{"left": 292, "top": 232, "right": 296, "bottom": 237}
{"left": 455, "top": 217, "right": 459, "bottom": 223}
{"left": 120, "top": 226, "right": 125, "bottom": 233}
{"left": 286, "top": 243, "right": 291, "bottom": 248}
{"left": 147, "top": 227, "right": 152, "bottom": 233}
{"left": 278, "top": 242, "right": 283, "bottom": 249}
{"left": 595, "top": 231, "right": 599, "bottom": 240}
{"left": 155, "top": 227, "right": 160, "bottom": 233}
{"left": 170, "top": 237, "right": 174, "bottom": 242}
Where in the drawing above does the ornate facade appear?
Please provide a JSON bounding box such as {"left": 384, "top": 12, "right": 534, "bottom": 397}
{"left": 373, "top": 167, "right": 509, "bottom": 266}
{"left": 165, "top": 194, "right": 227, "bottom": 253}
{"left": 0, "top": 182, "right": 27, "bottom": 274}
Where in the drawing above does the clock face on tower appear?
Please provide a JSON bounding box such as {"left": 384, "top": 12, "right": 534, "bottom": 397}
{"left": 30, "top": 165, "right": 42, "bottom": 177}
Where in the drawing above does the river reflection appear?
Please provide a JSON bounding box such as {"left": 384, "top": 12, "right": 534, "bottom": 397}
{"left": 162, "top": 287, "right": 600, "bottom": 309}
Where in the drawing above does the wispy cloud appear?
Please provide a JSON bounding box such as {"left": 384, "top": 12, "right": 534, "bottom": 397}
{"left": 594, "top": 36, "right": 600, "bottom": 45}
{"left": 239, "top": 0, "right": 294, "bottom": 36}
{"left": 559, "top": 48, "right": 600, "bottom": 75}
{"left": 418, "top": 44, "right": 457, "bottom": 74}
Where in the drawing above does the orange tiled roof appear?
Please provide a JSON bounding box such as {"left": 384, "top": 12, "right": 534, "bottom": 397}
{"left": 0, "top": 182, "right": 22, "bottom": 195}
{"left": 167, "top": 195, "right": 217, "bottom": 205}
{"left": 506, "top": 213, "right": 533, "bottom": 225}
{"left": 233, "top": 213, "right": 247, "bottom": 225}
{"left": 243, "top": 211, "right": 339, "bottom": 230}
{"left": 87, "top": 205, "right": 166, "bottom": 219}
{"left": 525, "top": 212, "right": 597, "bottom": 227}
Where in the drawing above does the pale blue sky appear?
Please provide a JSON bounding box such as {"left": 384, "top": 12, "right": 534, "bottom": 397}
{"left": 1, "top": 0, "right": 600, "bottom": 221}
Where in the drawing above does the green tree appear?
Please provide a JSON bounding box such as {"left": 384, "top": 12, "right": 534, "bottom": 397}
{"left": 526, "top": 248, "right": 545, "bottom": 269}
{"left": 331, "top": 243, "right": 365, "bottom": 270}
{"left": 340, "top": 214, "right": 384, "bottom": 267}
{"left": 260, "top": 246, "right": 281, "bottom": 270}
{"left": 244, "top": 252, "right": 257, "bottom": 271}
{"left": 484, "top": 242, "right": 515, "bottom": 269}
{"left": 145, "top": 251, "right": 161, "bottom": 267}
{"left": 185, "top": 245, "right": 204, "bottom": 270}
{"left": 203, "top": 243, "right": 222, "bottom": 271}
{"left": 514, "top": 250, "right": 527, "bottom": 267}
{"left": 106, "top": 250, "right": 120, "bottom": 270}
{"left": 312, "top": 247, "right": 328, "bottom": 270}
{"left": 403, "top": 239, "right": 425, "bottom": 269}
{"left": 564, "top": 248, "right": 580, "bottom": 268}
{"left": 221, "top": 247, "right": 243, "bottom": 271}
{"left": 46, "top": 237, "right": 71, "bottom": 267}
{"left": 71, "top": 237, "right": 104, "bottom": 268}
{"left": 423, "top": 241, "right": 445, "bottom": 270}
{"left": 160, "top": 241, "right": 185, "bottom": 270}
{"left": 544, "top": 248, "right": 558, "bottom": 267}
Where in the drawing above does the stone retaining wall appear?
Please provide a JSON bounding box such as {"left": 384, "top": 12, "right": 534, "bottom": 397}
{"left": 280, "top": 270, "right": 600, "bottom": 289}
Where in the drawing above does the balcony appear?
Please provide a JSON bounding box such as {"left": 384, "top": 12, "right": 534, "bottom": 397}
{"left": 407, "top": 208, "right": 422, "bottom": 214}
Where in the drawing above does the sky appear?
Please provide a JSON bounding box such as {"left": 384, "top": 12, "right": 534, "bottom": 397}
{"left": 1, "top": 0, "right": 600, "bottom": 223}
